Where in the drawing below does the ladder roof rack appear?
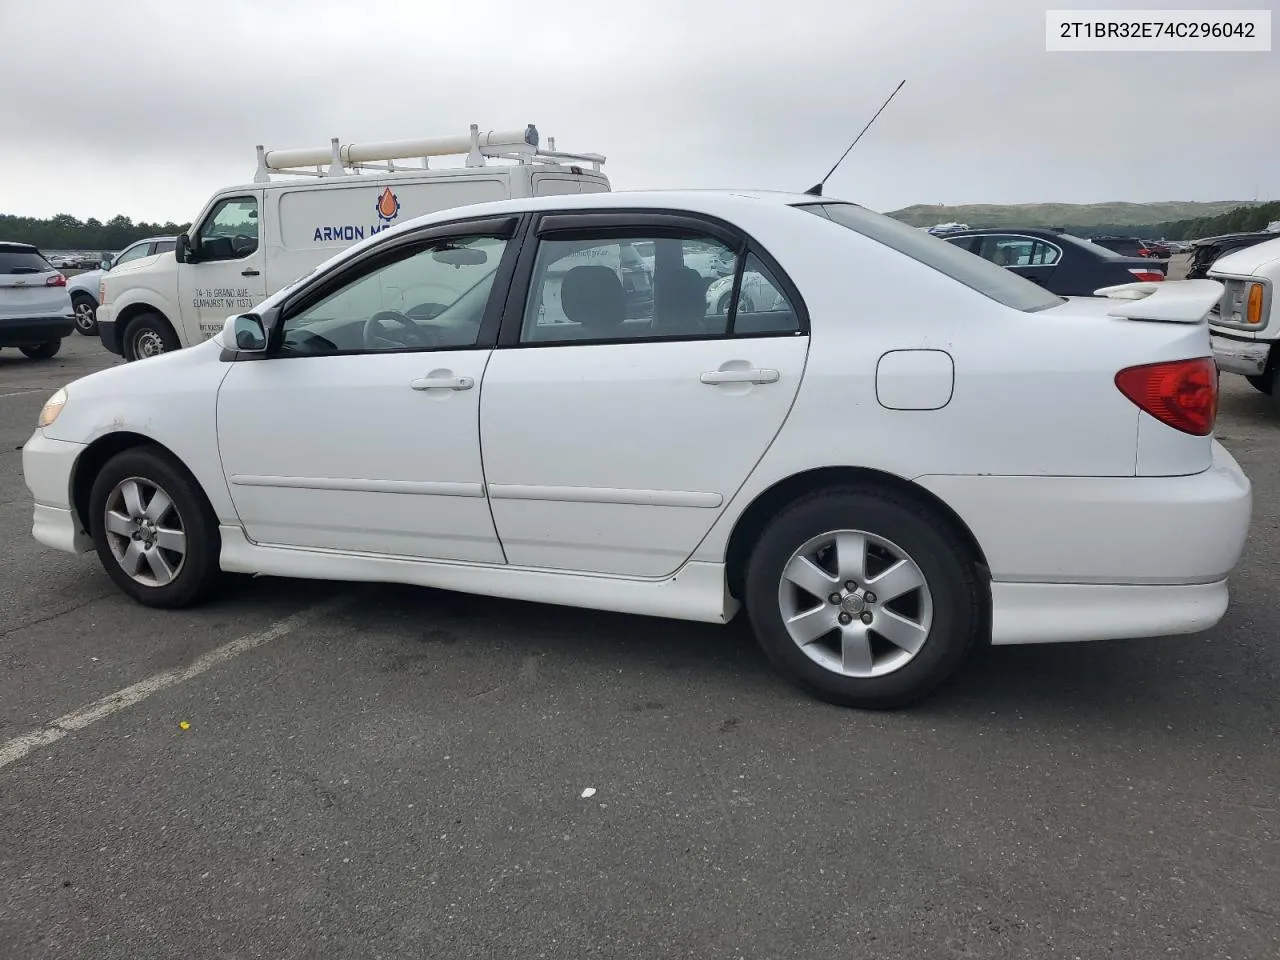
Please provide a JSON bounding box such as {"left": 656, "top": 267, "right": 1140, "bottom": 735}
{"left": 254, "top": 123, "right": 605, "bottom": 182}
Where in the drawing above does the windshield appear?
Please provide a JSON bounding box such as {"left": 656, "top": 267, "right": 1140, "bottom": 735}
{"left": 797, "top": 203, "right": 1064, "bottom": 313}
{"left": 0, "top": 249, "right": 53, "bottom": 274}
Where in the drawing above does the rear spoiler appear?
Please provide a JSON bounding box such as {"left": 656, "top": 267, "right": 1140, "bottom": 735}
{"left": 1093, "top": 279, "right": 1224, "bottom": 324}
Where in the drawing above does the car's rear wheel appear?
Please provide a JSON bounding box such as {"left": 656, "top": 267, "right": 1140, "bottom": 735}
{"left": 20, "top": 341, "right": 61, "bottom": 360}
{"left": 1246, "top": 373, "right": 1273, "bottom": 395}
{"left": 744, "top": 486, "right": 981, "bottom": 709}
{"left": 72, "top": 294, "right": 98, "bottom": 335}
{"left": 123, "top": 313, "right": 179, "bottom": 362}
{"left": 89, "top": 447, "right": 223, "bottom": 608}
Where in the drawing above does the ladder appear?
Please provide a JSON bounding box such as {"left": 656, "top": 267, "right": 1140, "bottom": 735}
{"left": 253, "top": 123, "right": 605, "bottom": 183}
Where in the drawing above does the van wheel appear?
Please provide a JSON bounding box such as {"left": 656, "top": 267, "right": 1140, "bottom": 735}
{"left": 88, "top": 446, "right": 223, "bottom": 608}
{"left": 744, "top": 486, "right": 981, "bottom": 709}
{"left": 124, "top": 313, "right": 178, "bottom": 361}
{"left": 1246, "top": 374, "right": 1273, "bottom": 395}
{"left": 20, "top": 341, "right": 62, "bottom": 360}
{"left": 72, "top": 294, "right": 99, "bottom": 335}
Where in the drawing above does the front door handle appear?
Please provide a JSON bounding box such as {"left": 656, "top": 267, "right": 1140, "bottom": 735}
{"left": 241, "top": 268, "right": 260, "bottom": 277}
{"left": 700, "top": 368, "right": 780, "bottom": 385}
{"left": 411, "top": 375, "right": 474, "bottom": 391}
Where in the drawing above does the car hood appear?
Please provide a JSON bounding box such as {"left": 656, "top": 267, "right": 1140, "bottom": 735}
{"left": 1208, "top": 235, "right": 1280, "bottom": 278}
{"left": 102, "top": 254, "right": 168, "bottom": 282}
{"left": 64, "top": 337, "right": 223, "bottom": 400}
{"left": 1192, "top": 230, "right": 1278, "bottom": 247}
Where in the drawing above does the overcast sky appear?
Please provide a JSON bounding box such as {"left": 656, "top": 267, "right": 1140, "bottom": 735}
{"left": 0, "top": 0, "right": 1276, "bottom": 222}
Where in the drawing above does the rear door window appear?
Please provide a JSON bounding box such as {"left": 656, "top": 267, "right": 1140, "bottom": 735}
{"left": 0, "top": 249, "right": 53, "bottom": 274}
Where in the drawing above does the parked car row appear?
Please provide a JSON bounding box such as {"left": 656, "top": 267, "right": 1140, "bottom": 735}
{"left": 42, "top": 251, "right": 115, "bottom": 270}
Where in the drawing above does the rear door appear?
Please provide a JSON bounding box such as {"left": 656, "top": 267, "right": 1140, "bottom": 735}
{"left": 972, "top": 234, "right": 1060, "bottom": 288}
{"left": 478, "top": 210, "right": 809, "bottom": 578}
{"left": 0, "top": 247, "right": 67, "bottom": 319}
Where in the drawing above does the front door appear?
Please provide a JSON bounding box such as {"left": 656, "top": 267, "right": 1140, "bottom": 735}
{"left": 178, "top": 193, "right": 268, "bottom": 344}
{"left": 479, "top": 213, "right": 809, "bottom": 578}
{"left": 217, "top": 223, "right": 518, "bottom": 562}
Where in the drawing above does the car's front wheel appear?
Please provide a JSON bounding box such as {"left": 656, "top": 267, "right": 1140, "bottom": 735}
{"left": 20, "top": 341, "right": 62, "bottom": 360}
{"left": 88, "top": 447, "right": 223, "bottom": 608}
{"left": 72, "top": 294, "right": 98, "bottom": 335}
{"left": 744, "top": 486, "right": 982, "bottom": 709}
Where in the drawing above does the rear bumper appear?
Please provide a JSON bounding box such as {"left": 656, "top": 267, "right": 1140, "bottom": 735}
{"left": 0, "top": 315, "right": 75, "bottom": 346}
{"left": 23, "top": 430, "right": 92, "bottom": 554}
{"left": 990, "top": 580, "right": 1228, "bottom": 644}
{"left": 1210, "top": 329, "right": 1270, "bottom": 377}
{"left": 918, "top": 440, "right": 1251, "bottom": 585}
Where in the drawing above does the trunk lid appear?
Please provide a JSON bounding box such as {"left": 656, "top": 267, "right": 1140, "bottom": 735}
{"left": 1044, "top": 280, "right": 1222, "bottom": 477}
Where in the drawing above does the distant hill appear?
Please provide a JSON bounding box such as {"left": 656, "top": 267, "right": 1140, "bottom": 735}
{"left": 887, "top": 201, "right": 1259, "bottom": 231}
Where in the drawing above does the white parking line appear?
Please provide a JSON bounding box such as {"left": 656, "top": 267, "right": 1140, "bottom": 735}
{"left": 0, "top": 592, "right": 357, "bottom": 772}
{"left": 0, "top": 390, "right": 42, "bottom": 400}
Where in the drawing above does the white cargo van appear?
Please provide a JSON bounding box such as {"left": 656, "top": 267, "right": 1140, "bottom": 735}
{"left": 96, "top": 124, "right": 610, "bottom": 360}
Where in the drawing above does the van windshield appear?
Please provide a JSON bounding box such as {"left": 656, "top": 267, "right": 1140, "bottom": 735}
{"left": 796, "top": 202, "right": 1064, "bottom": 313}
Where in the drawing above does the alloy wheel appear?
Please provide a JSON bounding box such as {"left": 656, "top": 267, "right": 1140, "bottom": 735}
{"left": 102, "top": 477, "right": 187, "bottom": 587}
{"left": 776, "top": 529, "right": 934, "bottom": 678}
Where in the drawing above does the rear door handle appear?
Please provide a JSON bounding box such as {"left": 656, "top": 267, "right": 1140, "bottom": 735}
{"left": 241, "top": 268, "right": 260, "bottom": 276}
{"left": 700, "top": 368, "right": 780, "bottom": 385}
{"left": 411, "top": 375, "right": 474, "bottom": 391}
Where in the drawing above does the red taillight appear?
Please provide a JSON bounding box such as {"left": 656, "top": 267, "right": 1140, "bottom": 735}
{"left": 1115, "top": 357, "right": 1218, "bottom": 436}
{"left": 46, "top": 273, "right": 67, "bottom": 287}
{"left": 1128, "top": 268, "right": 1164, "bottom": 282}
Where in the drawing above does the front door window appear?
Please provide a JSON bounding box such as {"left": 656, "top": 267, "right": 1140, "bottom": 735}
{"left": 197, "top": 197, "right": 259, "bottom": 261}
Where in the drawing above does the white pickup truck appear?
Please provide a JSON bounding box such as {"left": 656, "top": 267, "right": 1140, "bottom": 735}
{"left": 1207, "top": 235, "right": 1280, "bottom": 411}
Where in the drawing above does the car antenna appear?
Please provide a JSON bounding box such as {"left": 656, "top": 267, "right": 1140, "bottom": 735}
{"left": 804, "top": 79, "right": 906, "bottom": 197}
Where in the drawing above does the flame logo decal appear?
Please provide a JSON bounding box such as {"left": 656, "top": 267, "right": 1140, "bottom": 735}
{"left": 375, "top": 187, "right": 401, "bottom": 222}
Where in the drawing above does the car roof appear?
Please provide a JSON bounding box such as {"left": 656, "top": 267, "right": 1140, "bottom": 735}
{"left": 0, "top": 241, "right": 39, "bottom": 251}
{"left": 367, "top": 188, "right": 844, "bottom": 238}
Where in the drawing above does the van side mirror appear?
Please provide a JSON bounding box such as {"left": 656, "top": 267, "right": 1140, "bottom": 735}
{"left": 100, "top": 259, "right": 112, "bottom": 271}
{"left": 175, "top": 233, "right": 194, "bottom": 264}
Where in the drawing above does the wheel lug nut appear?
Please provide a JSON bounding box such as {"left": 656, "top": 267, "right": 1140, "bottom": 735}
{"left": 844, "top": 581, "right": 857, "bottom": 591}
{"left": 860, "top": 612, "right": 873, "bottom": 624}
{"left": 837, "top": 612, "right": 853, "bottom": 625}
{"left": 864, "top": 592, "right": 876, "bottom": 604}
{"left": 828, "top": 592, "right": 843, "bottom": 605}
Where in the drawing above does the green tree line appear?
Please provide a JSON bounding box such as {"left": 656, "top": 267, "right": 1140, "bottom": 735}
{"left": 1152, "top": 200, "right": 1280, "bottom": 241}
{"left": 0, "top": 212, "right": 191, "bottom": 253}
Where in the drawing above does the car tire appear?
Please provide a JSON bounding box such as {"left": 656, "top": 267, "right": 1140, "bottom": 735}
{"left": 123, "top": 312, "right": 179, "bottom": 362}
{"left": 1246, "top": 373, "right": 1273, "bottom": 395}
{"left": 72, "top": 294, "right": 99, "bottom": 336}
{"left": 20, "top": 341, "right": 62, "bottom": 360}
{"left": 744, "top": 485, "right": 982, "bottom": 709}
{"left": 88, "top": 446, "right": 223, "bottom": 609}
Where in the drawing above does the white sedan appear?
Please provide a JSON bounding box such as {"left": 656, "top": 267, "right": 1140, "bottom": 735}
{"left": 22, "top": 191, "right": 1252, "bottom": 708}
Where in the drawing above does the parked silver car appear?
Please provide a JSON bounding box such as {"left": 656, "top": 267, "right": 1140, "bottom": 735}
{"left": 0, "top": 243, "right": 74, "bottom": 360}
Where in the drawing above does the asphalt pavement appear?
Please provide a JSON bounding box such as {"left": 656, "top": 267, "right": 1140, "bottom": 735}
{"left": 1, "top": 328, "right": 1277, "bottom": 960}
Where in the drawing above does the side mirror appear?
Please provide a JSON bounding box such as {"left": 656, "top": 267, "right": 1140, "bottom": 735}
{"left": 100, "top": 259, "right": 112, "bottom": 271}
{"left": 224, "top": 313, "right": 268, "bottom": 353}
{"left": 175, "top": 233, "right": 194, "bottom": 264}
